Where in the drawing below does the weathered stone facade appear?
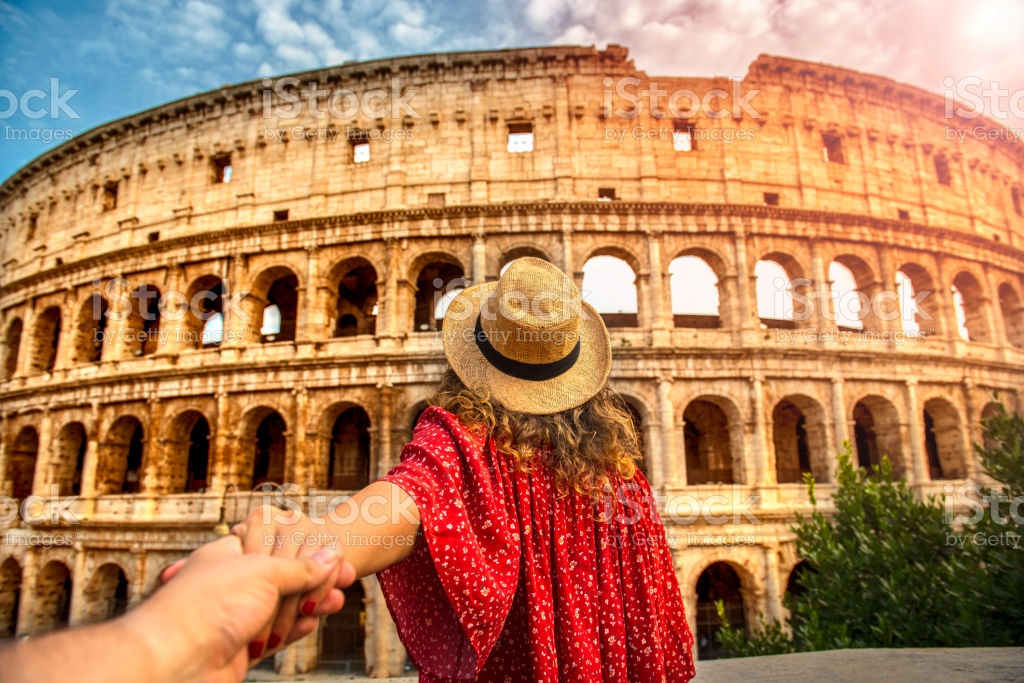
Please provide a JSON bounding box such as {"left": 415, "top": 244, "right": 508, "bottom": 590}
{"left": 0, "top": 45, "right": 1022, "bottom": 673}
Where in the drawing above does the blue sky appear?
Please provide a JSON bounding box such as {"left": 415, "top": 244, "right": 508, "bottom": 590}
{"left": 2, "top": 0, "right": 1023, "bottom": 182}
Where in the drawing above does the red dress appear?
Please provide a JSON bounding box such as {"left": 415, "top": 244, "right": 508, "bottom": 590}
{"left": 378, "top": 406, "right": 696, "bottom": 682}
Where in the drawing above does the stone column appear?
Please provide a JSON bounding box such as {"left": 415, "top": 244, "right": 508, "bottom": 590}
{"left": 290, "top": 386, "right": 310, "bottom": 491}
{"left": 647, "top": 231, "right": 671, "bottom": 345}
{"left": 16, "top": 548, "right": 37, "bottom": 636}
{"left": 732, "top": 228, "right": 755, "bottom": 332}
{"left": 750, "top": 377, "right": 769, "bottom": 487}
{"left": 657, "top": 378, "right": 679, "bottom": 487}
{"left": 961, "top": 380, "right": 980, "bottom": 480}
{"left": 67, "top": 543, "right": 88, "bottom": 627}
{"left": 808, "top": 242, "right": 831, "bottom": 336}
{"left": 77, "top": 402, "right": 102, "bottom": 518}
{"left": 983, "top": 265, "right": 1008, "bottom": 354}
{"left": 830, "top": 377, "right": 848, "bottom": 479}
{"left": 764, "top": 541, "right": 783, "bottom": 623}
{"left": 375, "top": 386, "right": 395, "bottom": 478}
{"left": 0, "top": 412, "right": 9, "bottom": 497}
{"left": 383, "top": 238, "right": 400, "bottom": 340}
{"left": 140, "top": 397, "right": 164, "bottom": 495}
{"left": 129, "top": 547, "right": 147, "bottom": 607}
{"left": 156, "top": 264, "right": 185, "bottom": 355}
{"left": 30, "top": 408, "right": 52, "bottom": 497}
{"left": 904, "top": 379, "right": 925, "bottom": 485}
{"left": 210, "top": 391, "right": 234, "bottom": 491}
{"left": 16, "top": 306, "right": 34, "bottom": 377}
{"left": 472, "top": 232, "right": 487, "bottom": 285}
{"left": 220, "top": 254, "right": 250, "bottom": 348}
{"left": 302, "top": 245, "right": 321, "bottom": 342}
{"left": 561, "top": 229, "right": 574, "bottom": 283}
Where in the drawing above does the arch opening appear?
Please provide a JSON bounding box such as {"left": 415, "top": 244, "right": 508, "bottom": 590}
{"left": 72, "top": 294, "right": 108, "bottom": 364}
{"left": 248, "top": 410, "right": 287, "bottom": 489}
{"left": 669, "top": 255, "right": 721, "bottom": 328}
{"left": 684, "top": 398, "right": 736, "bottom": 485}
{"left": 852, "top": 397, "right": 905, "bottom": 479}
{"left": 582, "top": 255, "right": 638, "bottom": 327}
{"left": 0, "top": 558, "right": 21, "bottom": 639}
{"left": 331, "top": 260, "right": 378, "bottom": 338}
{"left": 98, "top": 416, "right": 145, "bottom": 495}
{"left": 32, "top": 561, "right": 72, "bottom": 634}
{"left": 951, "top": 272, "right": 990, "bottom": 343}
{"left": 54, "top": 422, "right": 87, "bottom": 496}
{"left": 319, "top": 581, "right": 366, "bottom": 673}
{"left": 773, "top": 396, "right": 829, "bottom": 483}
{"left": 3, "top": 318, "right": 22, "bottom": 380}
{"left": 696, "top": 562, "right": 746, "bottom": 661}
{"left": 7, "top": 426, "right": 39, "bottom": 499}
{"left": 31, "top": 306, "right": 62, "bottom": 373}
{"left": 923, "top": 398, "right": 965, "bottom": 480}
{"left": 413, "top": 259, "right": 464, "bottom": 332}
{"left": 81, "top": 564, "right": 129, "bottom": 624}
{"left": 328, "top": 407, "right": 371, "bottom": 490}
{"left": 998, "top": 283, "right": 1024, "bottom": 348}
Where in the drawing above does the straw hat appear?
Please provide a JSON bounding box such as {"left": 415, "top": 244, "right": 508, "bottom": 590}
{"left": 441, "top": 257, "right": 612, "bottom": 415}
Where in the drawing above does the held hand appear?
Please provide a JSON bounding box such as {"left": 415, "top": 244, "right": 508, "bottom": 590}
{"left": 226, "top": 504, "right": 357, "bottom": 660}
{"left": 135, "top": 534, "right": 343, "bottom": 683}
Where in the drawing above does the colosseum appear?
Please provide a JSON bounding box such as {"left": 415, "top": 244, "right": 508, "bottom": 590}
{"left": 0, "top": 43, "right": 1022, "bottom": 675}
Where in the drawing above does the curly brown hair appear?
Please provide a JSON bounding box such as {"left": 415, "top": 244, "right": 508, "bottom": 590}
{"left": 427, "top": 369, "right": 642, "bottom": 496}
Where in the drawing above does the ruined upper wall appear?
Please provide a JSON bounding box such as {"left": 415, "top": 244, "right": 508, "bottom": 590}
{"left": 1, "top": 45, "right": 1021, "bottom": 284}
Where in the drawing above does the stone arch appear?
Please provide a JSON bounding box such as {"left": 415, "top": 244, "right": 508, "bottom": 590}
{"left": 248, "top": 265, "right": 299, "bottom": 344}
{"left": 852, "top": 395, "right": 905, "bottom": 479}
{"left": 830, "top": 254, "right": 882, "bottom": 331}
{"left": 181, "top": 274, "right": 225, "bottom": 349}
{"left": 327, "top": 257, "right": 379, "bottom": 338}
{"left": 124, "top": 284, "right": 162, "bottom": 357}
{"left": 695, "top": 561, "right": 748, "bottom": 660}
{"left": 80, "top": 562, "right": 130, "bottom": 624}
{"left": 785, "top": 560, "right": 813, "bottom": 599}
{"left": 54, "top": 421, "right": 87, "bottom": 496}
{"left": 319, "top": 578, "right": 367, "bottom": 673}
{"left": 668, "top": 251, "right": 722, "bottom": 328}
{"left": 240, "top": 407, "right": 288, "bottom": 489}
{"left": 895, "top": 263, "right": 940, "bottom": 335}
{"left": 772, "top": 394, "right": 829, "bottom": 483}
{"left": 409, "top": 252, "right": 466, "bottom": 333}
{"left": 71, "top": 293, "right": 108, "bottom": 364}
{"left": 164, "top": 410, "right": 212, "bottom": 494}
{"left": 7, "top": 426, "right": 39, "bottom": 499}
{"left": 581, "top": 253, "right": 639, "bottom": 327}
{"left": 951, "top": 270, "right": 991, "bottom": 343}
{"left": 498, "top": 245, "right": 553, "bottom": 276}
{"left": 31, "top": 560, "right": 72, "bottom": 633}
{"left": 683, "top": 395, "right": 743, "bottom": 485}
{"left": 325, "top": 405, "right": 371, "bottom": 490}
{"left": 3, "top": 317, "right": 22, "bottom": 380}
{"left": 619, "top": 394, "right": 650, "bottom": 479}
{"left": 0, "top": 557, "right": 21, "bottom": 638}
{"left": 30, "top": 305, "right": 62, "bottom": 373}
{"left": 754, "top": 252, "right": 808, "bottom": 327}
{"left": 997, "top": 282, "right": 1024, "bottom": 348}
{"left": 97, "top": 415, "right": 145, "bottom": 494}
{"left": 923, "top": 397, "right": 966, "bottom": 480}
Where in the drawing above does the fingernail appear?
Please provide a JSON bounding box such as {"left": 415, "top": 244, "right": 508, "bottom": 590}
{"left": 267, "top": 633, "right": 282, "bottom": 650}
{"left": 248, "top": 640, "right": 264, "bottom": 659}
{"left": 311, "top": 548, "right": 336, "bottom": 566}
{"left": 301, "top": 600, "right": 317, "bottom": 616}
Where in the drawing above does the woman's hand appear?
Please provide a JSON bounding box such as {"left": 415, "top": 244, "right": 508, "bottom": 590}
{"left": 225, "top": 504, "right": 357, "bottom": 661}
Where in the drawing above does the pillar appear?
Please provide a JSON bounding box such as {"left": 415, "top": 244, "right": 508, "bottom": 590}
{"left": 472, "top": 232, "right": 487, "bottom": 285}
{"left": 961, "top": 381, "right": 980, "bottom": 480}
{"left": 647, "top": 231, "right": 670, "bottom": 344}
{"left": 904, "top": 380, "right": 925, "bottom": 485}
{"left": 301, "top": 245, "right": 321, "bottom": 341}
{"left": 830, "top": 377, "right": 848, "bottom": 479}
{"left": 750, "top": 377, "right": 769, "bottom": 487}
{"left": 732, "top": 228, "right": 755, "bottom": 331}
{"left": 657, "top": 378, "right": 679, "bottom": 487}
{"left": 15, "top": 548, "right": 37, "bottom": 636}
{"left": 210, "top": 391, "right": 234, "bottom": 491}
{"left": 30, "top": 408, "right": 52, "bottom": 497}
{"left": 764, "top": 541, "right": 783, "bottom": 623}
{"left": 67, "top": 544, "right": 88, "bottom": 627}
{"left": 375, "top": 386, "right": 394, "bottom": 478}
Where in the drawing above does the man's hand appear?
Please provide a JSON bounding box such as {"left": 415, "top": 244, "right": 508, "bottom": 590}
{"left": 0, "top": 534, "right": 348, "bottom": 683}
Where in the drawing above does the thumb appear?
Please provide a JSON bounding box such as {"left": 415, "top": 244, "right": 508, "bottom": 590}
{"left": 263, "top": 549, "right": 339, "bottom": 596}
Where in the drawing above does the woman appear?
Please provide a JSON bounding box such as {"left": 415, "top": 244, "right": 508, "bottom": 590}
{"left": 234, "top": 257, "right": 696, "bottom": 681}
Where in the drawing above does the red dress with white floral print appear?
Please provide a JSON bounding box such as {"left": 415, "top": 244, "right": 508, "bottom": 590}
{"left": 378, "top": 406, "right": 696, "bottom": 682}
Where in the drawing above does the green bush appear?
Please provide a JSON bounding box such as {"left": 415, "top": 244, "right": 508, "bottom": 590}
{"left": 715, "top": 401, "right": 1024, "bottom": 657}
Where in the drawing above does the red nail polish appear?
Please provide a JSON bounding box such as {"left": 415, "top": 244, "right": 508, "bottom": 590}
{"left": 248, "top": 641, "right": 264, "bottom": 659}
{"left": 267, "top": 633, "right": 282, "bottom": 650}
{"left": 301, "top": 600, "right": 317, "bottom": 616}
